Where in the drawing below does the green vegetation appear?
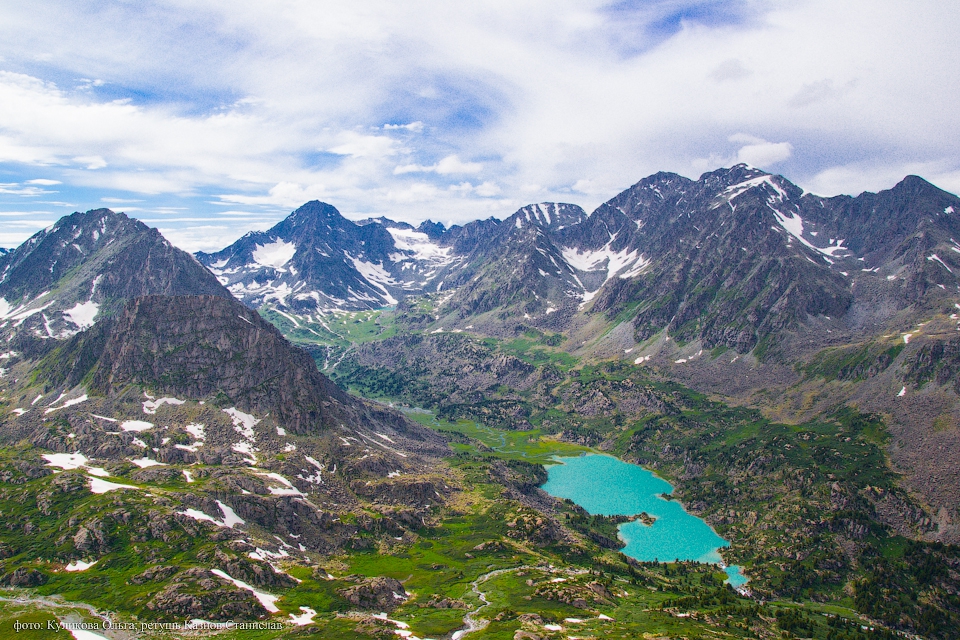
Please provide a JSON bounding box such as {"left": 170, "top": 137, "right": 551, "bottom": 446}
{"left": 335, "top": 329, "right": 960, "bottom": 639}
{"left": 259, "top": 306, "right": 398, "bottom": 371}
{"left": 804, "top": 340, "right": 905, "bottom": 382}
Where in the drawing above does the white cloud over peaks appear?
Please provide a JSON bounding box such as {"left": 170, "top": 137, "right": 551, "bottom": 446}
{"left": 328, "top": 133, "right": 400, "bottom": 159}
{"left": 0, "top": 182, "right": 54, "bottom": 196}
{"left": 730, "top": 134, "right": 793, "bottom": 168}
{"left": 73, "top": 155, "right": 107, "bottom": 169}
{"left": 0, "top": 0, "right": 958, "bottom": 242}
{"left": 435, "top": 155, "right": 483, "bottom": 174}
{"left": 219, "top": 182, "right": 331, "bottom": 208}
{"left": 394, "top": 155, "right": 483, "bottom": 175}
{"left": 383, "top": 121, "right": 424, "bottom": 132}
{"left": 449, "top": 181, "right": 500, "bottom": 196}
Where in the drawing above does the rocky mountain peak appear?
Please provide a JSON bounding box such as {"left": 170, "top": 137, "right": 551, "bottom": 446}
{"left": 506, "top": 203, "right": 587, "bottom": 233}
{"left": 0, "top": 208, "right": 229, "bottom": 343}
{"left": 0, "top": 208, "right": 142, "bottom": 300}
{"left": 39, "top": 294, "right": 432, "bottom": 439}
{"left": 417, "top": 220, "right": 446, "bottom": 239}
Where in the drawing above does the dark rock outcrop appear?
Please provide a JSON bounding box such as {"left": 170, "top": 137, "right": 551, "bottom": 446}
{"left": 37, "top": 294, "right": 443, "bottom": 439}
{"left": 337, "top": 576, "right": 408, "bottom": 611}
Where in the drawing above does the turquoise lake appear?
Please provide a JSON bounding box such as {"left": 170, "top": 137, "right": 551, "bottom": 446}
{"left": 541, "top": 453, "right": 747, "bottom": 587}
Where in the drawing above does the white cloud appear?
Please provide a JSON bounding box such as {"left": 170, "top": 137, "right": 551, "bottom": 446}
{"left": 0, "top": 182, "right": 54, "bottom": 196}
{"left": 219, "top": 182, "right": 331, "bottom": 208}
{"left": 383, "top": 121, "right": 424, "bottom": 132}
{"left": 448, "top": 181, "right": 500, "bottom": 196}
{"left": 73, "top": 155, "right": 107, "bottom": 169}
{"left": 709, "top": 59, "right": 751, "bottom": 82}
{"left": 0, "top": 232, "right": 43, "bottom": 246}
{"left": 26, "top": 178, "right": 60, "bottom": 185}
{"left": 394, "top": 154, "right": 482, "bottom": 175}
{"left": 0, "top": 0, "right": 956, "bottom": 239}
{"left": 328, "top": 133, "right": 400, "bottom": 159}
{"left": 435, "top": 155, "right": 483, "bottom": 174}
{"left": 735, "top": 140, "right": 793, "bottom": 168}
{"left": 806, "top": 159, "right": 960, "bottom": 197}
{"left": 387, "top": 182, "right": 439, "bottom": 203}
{"left": 157, "top": 223, "right": 279, "bottom": 253}
{"left": 394, "top": 163, "right": 432, "bottom": 175}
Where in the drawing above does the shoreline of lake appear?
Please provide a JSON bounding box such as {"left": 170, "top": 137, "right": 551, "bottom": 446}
{"left": 541, "top": 453, "right": 749, "bottom": 589}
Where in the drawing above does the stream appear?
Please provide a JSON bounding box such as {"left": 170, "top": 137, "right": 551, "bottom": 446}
{"left": 0, "top": 591, "right": 127, "bottom": 639}
{"left": 450, "top": 566, "right": 534, "bottom": 640}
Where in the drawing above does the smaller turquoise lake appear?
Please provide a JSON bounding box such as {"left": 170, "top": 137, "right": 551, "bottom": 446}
{"left": 541, "top": 454, "right": 747, "bottom": 587}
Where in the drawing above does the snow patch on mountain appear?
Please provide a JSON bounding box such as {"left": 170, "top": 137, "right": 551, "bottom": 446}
{"left": 345, "top": 253, "right": 399, "bottom": 305}
{"left": 386, "top": 228, "right": 454, "bottom": 267}
{"left": 42, "top": 452, "right": 91, "bottom": 471}
{"left": 88, "top": 477, "right": 139, "bottom": 494}
{"left": 224, "top": 408, "right": 260, "bottom": 440}
{"left": 252, "top": 239, "right": 297, "bottom": 270}
{"left": 770, "top": 208, "right": 849, "bottom": 258}
{"left": 211, "top": 569, "right": 280, "bottom": 613}
{"left": 562, "top": 239, "right": 651, "bottom": 300}
{"left": 62, "top": 301, "right": 99, "bottom": 329}
{"left": 142, "top": 396, "right": 185, "bottom": 414}
{"left": 722, "top": 175, "right": 788, "bottom": 202}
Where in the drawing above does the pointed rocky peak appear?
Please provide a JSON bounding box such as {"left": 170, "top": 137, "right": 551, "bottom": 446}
{"left": 353, "top": 216, "right": 416, "bottom": 229}
{"left": 417, "top": 219, "right": 446, "bottom": 240}
{"left": 197, "top": 202, "right": 468, "bottom": 313}
{"left": 0, "top": 209, "right": 229, "bottom": 344}
{"left": 630, "top": 171, "right": 695, "bottom": 199}
{"left": 0, "top": 208, "right": 144, "bottom": 300}
{"left": 284, "top": 200, "right": 347, "bottom": 225}
{"left": 198, "top": 201, "right": 366, "bottom": 271}
{"left": 889, "top": 174, "right": 948, "bottom": 199}
{"left": 699, "top": 162, "right": 768, "bottom": 186}
{"left": 506, "top": 203, "right": 587, "bottom": 234}
{"left": 590, "top": 172, "right": 695, "bottom": 225}
{"left": 702, "top": 166, "right": 803, "bottom": 206}
{"left": 31, "top": 294, "right": 448, "bottom": 450}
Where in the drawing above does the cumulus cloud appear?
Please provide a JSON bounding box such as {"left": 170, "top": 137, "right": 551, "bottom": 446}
{"left": 73, "top": 155, "right": 107, "bottom": 169}
{"left": 383, "top": 121, "right": 424, "bottom": 132}
{"left": 0, "top": 0, "right": 957, "bottom": 248}
{"left": 449, "top": 181, "right": 500, "bottom": 196}
{"left": 394, "top": 154, "right": 483, "bottom": 175}
{"left": 730, "top": 134, "right": 793, "bottom": 168}
{"left": 328, "top": 133, "right": 400, "bottom": 159}
{"left": 219, "top": 182, "right": 331, "bottom": 208}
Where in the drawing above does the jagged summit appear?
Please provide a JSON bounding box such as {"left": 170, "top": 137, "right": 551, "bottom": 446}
{"left": 507, "top": 203, "right": 587, "bottom": 233}
{"left": 0, "top": 208, "right": 229, "bottom": 342}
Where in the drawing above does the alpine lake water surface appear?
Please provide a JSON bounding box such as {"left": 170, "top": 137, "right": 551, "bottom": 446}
{"left": 541, "top": 453, "right": 748, "bottom": 588}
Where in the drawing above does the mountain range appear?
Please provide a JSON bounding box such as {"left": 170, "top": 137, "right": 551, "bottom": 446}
{"left": 0, "top": 164, "right": 958, "bottom": 638}
{"left": 198, "top": 164, "right": 960, "bottom": 354}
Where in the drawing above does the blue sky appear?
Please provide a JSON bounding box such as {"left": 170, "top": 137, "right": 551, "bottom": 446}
{"left": 0, "top": 0, "right": 957, "bottom": 251}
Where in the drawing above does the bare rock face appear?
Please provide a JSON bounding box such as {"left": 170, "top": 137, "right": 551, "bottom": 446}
{"left": 39, "top": 294, "right": 444, "bottom": 443}
{"left": 0, "top": 567, "right": 47, "bottom": 587}
{"left": 338, "top": 576, "right": 408, "bottom": 611}
{"left": 146, "top": 568, "right": 268, "bottom": 620}
{"left": 130, "top": 565, "right": 180, "bottom": 585}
